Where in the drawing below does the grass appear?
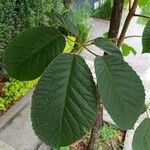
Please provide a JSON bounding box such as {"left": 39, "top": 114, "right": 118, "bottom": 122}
{"left": 58, "top": 122, "right": 125, "bottom": 150}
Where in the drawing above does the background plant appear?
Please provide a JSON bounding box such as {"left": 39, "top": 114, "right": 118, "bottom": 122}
{"left": 0, "top": 78, "right": 37, "bottom": 111}
{"left": 0, "top": 0, "right": 65, "bottom": 74}
{"left": 3, "top": 0, "right": 150, "bottom": 150}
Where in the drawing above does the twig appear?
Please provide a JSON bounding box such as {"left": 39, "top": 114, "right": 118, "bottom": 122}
{"left": 146, "top": 110, "right": 150, "bottom": 118}
{"left": 124, "top": 35, "right": 142, "bottom": 39}
{"left": 117, "top": 0, "right": 139, "bottom": 47}
{"left": 129, "top": 0, "right": 132, "bottom": 10}
{"left": 83, "top": 46, "right": 98, "bottom": 57}
{"left": 133, "top": 14, "right": 150, "bottom": 19}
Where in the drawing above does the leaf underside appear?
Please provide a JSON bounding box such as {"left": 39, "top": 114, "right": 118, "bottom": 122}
{"left": 31, "top": 53, "right": 97, "bottom": 148}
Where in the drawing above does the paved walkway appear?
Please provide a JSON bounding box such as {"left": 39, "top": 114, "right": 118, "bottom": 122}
{"left": 0, "top": 17, "right": 150, "bottom": 150}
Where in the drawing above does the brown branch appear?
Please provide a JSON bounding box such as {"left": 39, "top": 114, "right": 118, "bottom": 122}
{"left": 117, "top": 0, "right": 139, "bottom": 47}
{"left": 134, "top": 14, "right": 150, "bottom": 19}
{"left": 83, "top": 46, "right": 98, "bottom": 57}
{"left": 87, "top": 90, "right": 103, "bottom": 150}
{"left": 124, "top": 35, "right": 141, "bottom": 39}
{"left": 108, "top": 0, "right": 125, "bottom": 41}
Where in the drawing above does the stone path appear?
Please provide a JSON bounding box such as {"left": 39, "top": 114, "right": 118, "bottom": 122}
{"left": 0, "top": 16, "right": 150, "bottom": 150}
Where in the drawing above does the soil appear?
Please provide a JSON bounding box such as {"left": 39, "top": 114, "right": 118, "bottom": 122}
{"left": 70, "top": 140, "right": 88, "bottom": 150}
{"left": 69, "top": 126, "right": 125, "bottom": 150}
{"left": 0, "top": 75, "right": 9, "bottom": 96}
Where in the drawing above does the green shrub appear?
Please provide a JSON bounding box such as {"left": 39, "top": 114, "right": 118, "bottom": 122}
{"left": 137, "top": 2, "right": 150, "bottom": 25}
{"left": 70, "top": 2, "right": 91, "bottom": 52}
{"left": 92, "top": 0, "right": 112, "bottom": 20}
{"left": 0, "top": 0, "right": 65, "bottom": 74}
{"left": 0, "top": 78, "right": 37, "bottom": 111}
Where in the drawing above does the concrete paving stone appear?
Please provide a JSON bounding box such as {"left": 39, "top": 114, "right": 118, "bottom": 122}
{"left": 38, "top": 144, "right": 51, "bottom": 150}
{"left": 0, "top": 140, "right": 15, "bottom": 150}
{"left": 0, "top": 104, "right": 41, "bottom": 150}
{"left": 0, "top": 89, "right": 34, "bottom": 129}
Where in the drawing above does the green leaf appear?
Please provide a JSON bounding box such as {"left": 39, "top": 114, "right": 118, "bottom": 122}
{"left": 132, "top": 118, "right": 150, "bottom": 150}
{"left": 139, "top": 0, "right": 150, "bottom": 7}
{"left": 137, "top": 3, "right": 150, "bottom": 25}
{"left": 31, "top": 53, "right": 97, "bottom": 148}
{"left": 102, "top": 32, "right": 108, "bottom": 38}
{"left": 142, "top": 19, "right": 150, "bottom": 53}
{"left": 52, "top": 13, "right": 79, "bottom": 37}
{"left": 4, "top": 27, "right": 65, "bottom": 81}
{"left": 95, "top": 55, "right": 145, "bottom": 130}
{"left": 121, "top": 43, "right": 136, "bottom": 56}
{"left": 93, "top": 37, "right": 122, "bottom": 58}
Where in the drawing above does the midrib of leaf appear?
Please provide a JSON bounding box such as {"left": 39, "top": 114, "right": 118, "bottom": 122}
{"left": 58, "top": 55, "right": 75, "bottom": 145}
{"left": 101, "top": 58, "right": 126, "bottom": 119}
{"left": 17, "top": 34, "right": 61, "bottom": 65}
{"left": 10, "top": 34, "right": 62, "bottom": 75}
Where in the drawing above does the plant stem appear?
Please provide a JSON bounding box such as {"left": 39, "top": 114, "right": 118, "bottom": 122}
{"left": 87, "top": 90, "right": 103, "bottom": 150}
{"left": 134, "top": 14, "right": 150, "bottom": 19}
{"left": 117, "top": 0, "right": 139, "bottom": 47}
{"left": 83, "top": 46, "right": 98, "bottom": 57}
{"left": 129, "top": 0, "right": 132, "bottom": 10}
{"left": 124, "top": 35, "right": 141, "bottom": 39}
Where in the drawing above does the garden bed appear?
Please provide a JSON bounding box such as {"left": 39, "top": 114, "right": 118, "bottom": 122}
{"left": 59, "top": 122, "right": 126, "bottom": 150}
{"left": 0, "top": 78, "right": 37, "bottom": 117}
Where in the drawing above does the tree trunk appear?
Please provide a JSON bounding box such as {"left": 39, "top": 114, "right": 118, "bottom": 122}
{"left": 108, "top": 0, "right": 124, "bottom": 41}
{"left": 87, "top": 93, "right": 103, "bottom": 150}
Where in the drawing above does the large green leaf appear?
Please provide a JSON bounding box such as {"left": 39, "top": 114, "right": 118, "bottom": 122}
{"left": 142, "top": 19, "right": 150, "bottom": 53}
{"left": 4, "top": 27, "right": 65, "bottom": 81}
{"left": 132, "top": 118, "right": 150, "bottom": 150}
{"left": 31, "top": 53, "right": 97, "bottom": 148}
{"left": 95, "top": 55, "right": 145, "bottom": 130}
{"left": 93, "top": 37, "right": 122, "bottom": 58}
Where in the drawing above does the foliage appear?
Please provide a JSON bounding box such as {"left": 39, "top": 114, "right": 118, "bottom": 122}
{"left": 0, "top": 0, "right": 65, "bottom": 74}
{"left": 70, "top": 2, "right": 91, "bottom": 51}
{"left": 95, "top": 55, "right": 145, "bottom": 129}
{"left": 4, "top": 27, "right": 65, "bottom": 81}
{"left": 0, "top": 78, "right": 37, "bottom": 111}
{"left": 132, "top": 118, "right": 150, "bottom": 150}
{"left": 142, "top": 19, "right": 150, "bottom": 53}
{"left": 94, "top": 37, "right": 122, "bottom": 58}
{"left": 92, "top": 0, "right": 129, "bottom": 20}
{"left": 137, "top": 2, "right": 150, "bottom": 25}
{"left": 74, "top": 23, "right": 91, "bottom": 52}
{"left": 64, "top": 36, "right": 76, "bottom": 53}
{"left": 121, "top": 43, "right": 136, "bottom": 56}
{"left": 100, "top": 123, "right": 117, "bottom": 141}
{"left": 92, "top": 0, "right": 112, "bottom": 20}
{"left": 3, "top": 0, "right": 150, "bottom": 149}
{"left": 31, "top": 53, "right": 97, "bottom": 148}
